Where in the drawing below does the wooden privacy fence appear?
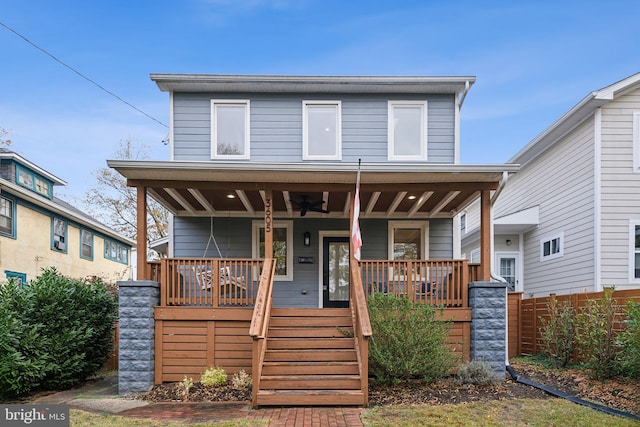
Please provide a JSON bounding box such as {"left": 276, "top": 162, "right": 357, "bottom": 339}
{"left": 514, "top": 289, "right": 640, "bottom": 358}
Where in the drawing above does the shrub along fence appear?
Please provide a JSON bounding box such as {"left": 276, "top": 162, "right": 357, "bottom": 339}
{"left": 514, "top": 289, "right": 640, "bottom": 359}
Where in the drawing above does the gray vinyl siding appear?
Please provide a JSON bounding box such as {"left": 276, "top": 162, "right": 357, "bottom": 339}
{"left": 599, "top": 87, "right": 640, "bottom": 289}
{"left": 172, "top": 93, "right": 455, "bottom": 163}
{"left": 494, "top": 119, "right": 596, "bottom": 297}
{"left": 173, "top": 217, "right": 452, "bottom": 307}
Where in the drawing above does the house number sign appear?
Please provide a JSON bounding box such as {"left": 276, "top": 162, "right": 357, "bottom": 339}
{"left": 265, "top": 197, "right": 272, "bottom": 232}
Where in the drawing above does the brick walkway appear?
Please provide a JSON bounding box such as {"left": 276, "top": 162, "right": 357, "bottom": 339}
{"left": 119, "top": 402, "right": 364, "bottom": 426}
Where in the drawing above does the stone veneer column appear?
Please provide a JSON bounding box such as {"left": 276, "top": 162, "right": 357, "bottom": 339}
{"left": 118, "top": 280, "right": 159, "bottom": 396}
{"left": 468, "top": 281, "right": 508, "bottom": 379}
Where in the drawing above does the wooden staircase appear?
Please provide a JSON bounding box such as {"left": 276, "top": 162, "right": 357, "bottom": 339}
{"left": 255, "top": 308, "right": 366, "bottom": 406}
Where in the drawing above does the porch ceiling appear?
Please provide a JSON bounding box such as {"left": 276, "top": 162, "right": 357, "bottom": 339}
{"left": 108, "top": 160, "right": 518, "bottom": 219}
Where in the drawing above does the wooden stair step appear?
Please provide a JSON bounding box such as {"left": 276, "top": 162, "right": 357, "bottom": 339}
{"left": 267, "top": 337, "right": 355, "bottom": 350}
{"left": 262, "top": 361, "right": 359, "bottom": 375}
{"left": 264, "top": 349, "right": 357, "bottom": 362}
{"left": 256, "top": 389, "right": 365, "bottom": 406}
{"left": 270, "top": 308, "right": 351, "bottom": 317}
{"left": 268, "top": 327, "right": 353, "bottom": 338}
{"left": 269, "top": 316, "right": 353, "bottom": 328}
{"left": 260, "top": 375, "right": 361, "bottom": 390}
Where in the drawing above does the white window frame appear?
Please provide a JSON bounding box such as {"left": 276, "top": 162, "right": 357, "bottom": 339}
{"left": 388, "top": 100, "right": 428, "bottom": 161}
{"left": 252, "top": 220, "right": 293, "bottom": 281}
{"left": 387, "top": 221, "right": 429, "bottom": 260}
{"left": 211, "top": 99, "right": 250, "bottom": 160}
{"left": 633, "top": 112, "right": 640, "bottom": 172}
{"left": 469, "top": 247, "right": 481, "bottom": 264}
{"left": 540, "top": 232, "right": 564, "bottom": 261}
{"left": 302, "top": 100, "right": 342, "bottom": 160}
{"left": 630, "top": 220, "right": 640, "bottom": 283}
{"left": 460, "top": 212, "right": 467, "bottom": 235}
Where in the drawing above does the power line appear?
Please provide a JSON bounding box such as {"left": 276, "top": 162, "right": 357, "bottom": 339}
{"left": 0, "top": 21, "right": 169, "bottom": 129}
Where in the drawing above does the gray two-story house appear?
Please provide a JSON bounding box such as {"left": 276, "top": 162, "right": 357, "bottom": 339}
{"left": 110, "top": 74, "right": 517, "bottom": 406}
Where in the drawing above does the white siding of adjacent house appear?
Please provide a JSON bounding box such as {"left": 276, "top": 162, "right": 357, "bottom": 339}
{"left": 494, "top": 119, "right": 596, "bottom": 297}
{"left": 599, "top": 87, "right": 640, "bottom": 289}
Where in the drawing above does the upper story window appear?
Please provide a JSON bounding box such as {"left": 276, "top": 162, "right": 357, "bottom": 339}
{"left": 633, "top": 112, "right": 640, "bottom": 172}
{"left": 252, "top": 220, "right": 293, "bottom": 281}
{"left": 52, "top": 217, "right": 68, "bottom": 253}
{"left": 81, "top": 229, "right": 93, "bottom": 260}
{"left": 104, "top": 239, "right": 129, "bottom": 264}
{"left": 540, "top": 232, "right": 563, "bottom": 261}
{"left": 388, "top": 101, "right": 428, "bottom": 161}
{"left": 303, "top": 101, "right": 342, "bottom": 160}
{"left": 16, "top": 165, "right": 52, "bottom": 198}
{"left": 460, "top": 213, "right": 467, "bottom": 235}
{"left": 211, "top": 100, "right": 250, "bottom": 160}
{"left": 0, "top": 195, "right": 15, "bottom": 237}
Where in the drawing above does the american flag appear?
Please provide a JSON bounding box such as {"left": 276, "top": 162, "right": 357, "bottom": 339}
{"left": 351, "top": 160, "right": 362, "bottom": 260}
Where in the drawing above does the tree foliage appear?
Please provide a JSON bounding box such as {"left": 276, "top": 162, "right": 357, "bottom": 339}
{"left": 84, "top": 138, "right": 168, "bottom": 257}
{"left": 0, "top": 127, "right": 12, "bottom": 146}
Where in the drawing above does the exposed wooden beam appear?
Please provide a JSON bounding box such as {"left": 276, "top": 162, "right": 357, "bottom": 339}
{"left": 282, "top": 190, "right": 293, "bottom": 216}
{"left": 408, "top": 191, "right": 434, "bottom": 217}
{"left": 386, "top": 192, "right": 407, "bottom": 216}
{"left": 429, "top": 191, "right": 461, "bottom": 218}
{"left": 452, "top": 191, "right": 480, "bottom": 215}
{"left": 165, "top": 188, "right": 197, "bottom": 214}
{"left": 235, "top": 190, "right": 255, "bottom": 215}
{"left": 323, "top": 191, "right": 329, "bottom": 211}
{"left": 343, "top": 192, "right": 351, "bottom": 217}
{"left": 365, "top": 191, "right": 380, "bottom": 215}
{"left": 188, "top": 189, "right": 215, "bottom": 214}
{"left": 148, "top": 189, "right": 178, "bottom": 215}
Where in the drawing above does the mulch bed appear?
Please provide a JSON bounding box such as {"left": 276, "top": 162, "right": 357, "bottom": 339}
{"left": 138, "top": 361, "right": 639, "bottom": 416}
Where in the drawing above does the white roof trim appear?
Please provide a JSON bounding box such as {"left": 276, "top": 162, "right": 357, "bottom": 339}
{"left": 0, "top": 151, "right": 67, "bottom": 186}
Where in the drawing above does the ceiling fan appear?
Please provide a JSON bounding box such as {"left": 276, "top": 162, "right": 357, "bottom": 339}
{"left": 290, "top": 195, "right": 330, "bottom": 217}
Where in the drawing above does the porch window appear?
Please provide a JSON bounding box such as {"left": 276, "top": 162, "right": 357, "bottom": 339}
{"left": 80, "top": 229, "right": 93, "bottom": 260}
{"left": 252, "top": 220, "right": 293, "bottom": 281}
{"left": 631, "top": 222, "right": 640, "bottom": 280}
{"left": 388, "top": 221, "right": 428, "bottom": 260}
{"left": 211, "top": 100, "right": 250, "bottom": 159}
{"left": 51, "top": 217, "right": 67, "bottom": 253}
{"left": 540, "top": 232, "right": 563, "bottom": 261}
{"left": 388, "top": 101, "right": 428, "bottom": 161}
{"left": 0, "top": 196, "right": 15, "bottom": 237}
{"left": 303, "top": 101, "right": 341, "bottom": 160}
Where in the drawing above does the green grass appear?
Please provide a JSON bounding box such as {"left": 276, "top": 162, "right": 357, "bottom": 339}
{"left": 70, "top": 409, "right": 268, "bottom": 427}
{"left": 361, "top": 398, "right": 638, "bottom": 427}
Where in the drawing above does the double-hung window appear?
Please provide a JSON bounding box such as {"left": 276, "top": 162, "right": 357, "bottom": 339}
{"left": 81, "top": 229, "right": 93, "bottom": 260}
{"left": 16, "top": 166, "right": 52, "bottom": 198}
{"left": 211, "top": 100, "right": 250, "bottom": 159}
{"left": 252, "top": 220, "right": 293, "bottom": 281}
{"left": 0, "top": 196, "right": 15, "bottom": 237}
{"left": 104, "top": 239, "right": 129, "bottom": 264}
{"left": 388, "top": 101, "right": 428, "bottom": 160}
{"left": 52, "top": 217, "right": 68, "bottom": 252}
{"left": 631, "top": 221, "right": 640, "bottom": 281}
{"left": 303, "top": 101, "right": 341, "bottom": 160}
{"left": 540, "top": 232, "right": 563, "bottom": 261}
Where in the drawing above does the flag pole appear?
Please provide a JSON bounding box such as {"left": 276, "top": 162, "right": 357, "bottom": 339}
{"left": 351, "top": 159, "right": 363, "bottom": 261}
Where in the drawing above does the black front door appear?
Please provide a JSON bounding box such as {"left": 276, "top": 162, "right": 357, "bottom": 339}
{"left": 322, "top": 236, "right": 350, "bottom": 308}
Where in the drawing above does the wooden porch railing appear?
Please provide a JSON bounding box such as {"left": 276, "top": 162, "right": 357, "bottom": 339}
{"left": 468, "top": 263, "right": 480, "bottom": 283}
{"left": 359, "top": 259, "right": 470, "bottom": 308}
{"left": 148, "top": 261, "right": 161, "bottom": 282}
{"left": 249, "top": 258, "right": 277, "bottom": 408}
{"left": 159, "top": 258, "right": 263, "bottom": 307}
{"left": 350, "top": 259, "right": 372, "bottom": 406}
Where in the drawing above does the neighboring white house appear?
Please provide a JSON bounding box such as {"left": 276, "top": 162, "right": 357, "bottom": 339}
{"left": 461, "top": 72, "right": 640, "bottom": 298}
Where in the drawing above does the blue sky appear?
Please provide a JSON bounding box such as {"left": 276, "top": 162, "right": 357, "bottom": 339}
{"left": 2, "top": 0, "right": 640, "bottom": 203}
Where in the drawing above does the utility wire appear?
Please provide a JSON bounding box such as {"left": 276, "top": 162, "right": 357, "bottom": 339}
{"left": 0, "top": 21, "right": 169, "bottom": 129}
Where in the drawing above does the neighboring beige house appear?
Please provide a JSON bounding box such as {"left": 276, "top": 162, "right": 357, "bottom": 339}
{"left": 0, "top": 149, "right": 134, "bottom": 284}
{"left": 461, "top": 72, "right": 640, "bottom": 298}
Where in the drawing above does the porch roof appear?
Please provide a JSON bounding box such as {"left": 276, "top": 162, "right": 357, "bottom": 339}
{"left": 108, "top": 160, "right": 518, "bottom": 219}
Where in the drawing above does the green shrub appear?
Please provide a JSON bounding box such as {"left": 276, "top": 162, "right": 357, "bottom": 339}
{"left": 575, "top": 287, "right": 619, "bottom": 379}
{"left": 539, "top": 297, "right": 575, "bottom": 367}
{"left": 231, "top": 369, "right": 252, "bottom": 389}
{"left": 455, "top": 360, "right": 498, "bottom": 386}
{"left": 0, "top": 268, "right": 117, "bottom": 398}
{"left": 367, "top": 293, "right": 456, "bottom": 384}
{"left": 201, "top": 366, "right": 227, "bottom": 387}
{"left": 617, "top": 301, "right": 640, "bottom": 378}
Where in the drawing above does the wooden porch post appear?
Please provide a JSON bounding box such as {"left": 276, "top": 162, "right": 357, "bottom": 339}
{"left": 480, "top": 189, "right": 491, "bottom": 282}
{"left": 264, "top": 190, "right": 273, "bottom": 260}
{"left": 137, "top": 186, "right": 148, "bottom": 281}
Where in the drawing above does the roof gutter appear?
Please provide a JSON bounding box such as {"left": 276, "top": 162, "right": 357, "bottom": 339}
{"left": 490, "top": 171, "right": 510, "bottom": 206}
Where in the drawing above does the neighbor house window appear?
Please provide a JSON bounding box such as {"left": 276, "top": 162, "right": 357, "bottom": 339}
{"left": 303, "top": 101, "right": 341, "bottom": 160}
{"left": 80, "top": 229, "right": 93, "bottom": 260}
{"left": 5, "top": 270, "right": 26, "bottom": 286}
{"left": 51, "top": 217, "right": 67, "bottom": 252}
{"left": 211, "top": 100, "right": 250, "bottom": 159}
{"left": 633, "top": 112, "right": 640, "bottom": 172}
{"left": 252, "top": 220, "right": 293, "bottom": 281}
{"left": 16, "top": 166, "right": 52, "bottom": 198}
{"left": 470, "top": 248, "right": 481, "bottom": 264}
{"left": 0, "top": 196, "right": 15, "bottom": 237}
{"left": 388, "top": 221, "right": 428, "bottom": 260}
{"left": 631, "top": 221, "right": 640, "bottom": 281}
{"left": 104, "top": 239, "right": 129, "bottom": 264}
{"left": 388, "top": 101, "right": 428, "bottom": 160}
{"left": 540, "top": 232, "right": 563, "bottom": 261}
{"left": 460, "top": 213, "right": 467, "bottom": 235}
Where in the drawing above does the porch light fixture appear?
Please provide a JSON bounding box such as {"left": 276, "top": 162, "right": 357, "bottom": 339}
{"left": 304, "top": 231, "right": 311, "bottom": 246}
{"left": 407, "top": 195, "right": 417, "bottom": 200}
{"left": 226, "top": 194, "right": 236, "bottom": 199}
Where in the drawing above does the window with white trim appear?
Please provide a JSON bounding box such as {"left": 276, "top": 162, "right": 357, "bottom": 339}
{"left": 388, "top": 101, "right": 428, "bottom": 160}
{"left": 211, "top": 100, "right": 250, "bottom": 159}
{"left": 52, "top": 217, "right": 67, "bottom": 253}
{"left": 540, "top": 232, "right": 563, "bottom": 261}
{"left": 388, "top": 221, "right": 428, "bottom": 260}
{"left": 631, "top": 221, "right": 640, "bottom": 281}
{"left": 0, "top": 196, "right": 15, "bottom": 237}
{"left": 81, "top": 229, "right": 93, "bottom": 260}
{"left": 252, "top": 220, "right": 293, "bottom": 281}
{"left": 633, "top": 112, "right": 640, "bottom": 172}
{"left": 460, "top": 213, "right": 467, "bottom": 235}
{"left": 303, "top": 101, "right": 341, "bottom": 160}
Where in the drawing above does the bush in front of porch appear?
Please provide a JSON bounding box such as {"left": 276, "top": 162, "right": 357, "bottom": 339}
{"left": 367, "top": 294, "right": 456, "bottom": 384}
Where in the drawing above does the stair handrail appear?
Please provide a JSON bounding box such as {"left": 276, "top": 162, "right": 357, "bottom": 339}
{"left": 350, "top": 259, "right": 372, "bottom": 406}
{"left": 249, "top": 257, "right": 276, "bottom": 408}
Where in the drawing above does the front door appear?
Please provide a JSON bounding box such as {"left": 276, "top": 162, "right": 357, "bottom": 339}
{"left": 323, "top": 236, "right": 350, "bottom": 308}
